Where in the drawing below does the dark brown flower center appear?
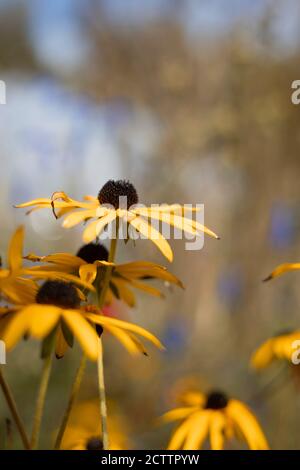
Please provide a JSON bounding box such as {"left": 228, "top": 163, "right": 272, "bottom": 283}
{"left": 36, "top": 281, "right": 80, "bottom": 309}
{"left": 98, "top": 179, "right": 138, "bottom": 209}
{"left": 77, "top": 243, "right": 109, "bottom": 264}
{"left": 86, "top": 437, "right": 104, "bottom": 450}
{"left": 205, "top": 391, "right": 228, "bottom": 410}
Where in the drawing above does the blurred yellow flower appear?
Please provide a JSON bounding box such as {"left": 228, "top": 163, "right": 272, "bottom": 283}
{"left": 16, "top": 179, "right": 219, "bottom": 262}
{"left": 251, "top": 330, "right": 300, "bottom": 370}
{"left": 61, "top": 400, "right": 130, "bottom": 450}
{"left": 24, "top": 242, "right": 184, "bottom": 307}
{"left": 161, "top": 389, "right": 269, "bottom": 450}
{"left": 0, "top": 280, "right": 164, "bottom": 360}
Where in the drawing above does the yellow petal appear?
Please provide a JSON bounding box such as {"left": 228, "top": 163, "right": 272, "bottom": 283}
{"left": 105, "top": 325, "right": 148, "bottom": 355}
{"left": 117, "top": 261, "right": 184, "bottom": 288}
{"left": 136, "top": 210, "right": 219, "bottom": 239}
{"left": 263, "top": 263, "right": 300, "bottom": 282}
{"left": 129, "top": 216, "right": 173, "bottom": 262}
{"left": 160, "top": 407, "right": 197, "bottom": 424}
{"left": 1, "top": 309, "right": 31, "bottom": 350}
{"left": 62, "top": 310, "right": 99, "bottom": 361}
{"left": 110, "top": 279, "right": 136, "bottom": 307}
{"left": 85, "top": 313, "right": 164, "bottom": 350}
{"left": 62, "top": 209, "right": 98, "bottom": 228}
{"left": 227, "top": 400, "right": 269, "bottom": 450}
{"left": 167, "top": 414, "right": 197, "bottom": 450}
{"left": 24, "top": 269, "right": 95, "bottom": 291}
{"left": 0, "top": 277, "right": 37, "bottom": 304}
{"left": 83, "top": 211, "right": 117, "bottom": 243}
{"left": 25, "top": 305, "right": 60, "bottom": 338}
{"left": 209, "top": 411, "right": 226, "bottom": 450}
{"left": 15, "top": 198, "right": 53, "bottom": 208}
{"left": 25, "top": 252, "right": 84, "bottom": 268}
{"left": 250, "top": 339, "right": 276, "bottom": 369}
{"left": 183, "top": 410, "right": 210, "bottom": 450}
{"left": 178, "top": 391, "right": 206, "bottom": 407}
{"left": 79, "top": 264, "right": 97, "bottom": 284}
{"left": 8, "top": 226, "right": 24, "bottom": 272}
{"left": 120, "top": 277, "right": 163, "bottom": 298}
{"left": 133, "top": 204, "right": 201, "bottom": 214}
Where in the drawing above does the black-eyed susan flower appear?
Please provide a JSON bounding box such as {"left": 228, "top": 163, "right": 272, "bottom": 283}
{"left": 60, "top": 400, "right": 130, "bottom": 450}
{"left": 251, "top": 330, "right": 300, "bottom": 370}
{"left": 161, "top": 389, "right": 269, "bottom": 450}
{"left": 24, "top": 242, "right": 184, "bottom": 307}
{"left": 16, "top": 179, "right": 219, "bottom": 262}
{"left": 0, "top": 280, "right": 164, "bottom": 360}
{"left": 0, "top": 226, "right": 95, "bottom": 306}
{"left": 0, "top": 226, "right": 38, "bottom": 304}
{"left": 263, "top": 262, "right": 300, "bottom": 282}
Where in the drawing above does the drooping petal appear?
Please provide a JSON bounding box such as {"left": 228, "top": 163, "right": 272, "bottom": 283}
{"left": 104, "top": 325, "right": 148, "bottom": 355}
{"left": 25, "top": 305, "right": 60, "bottom": 338}
{"left": 227, "top": 400, "right": 269, "bottom": 450}
{"left": 167, "top": 414, "right": 197, "bottom": 450}
{"left": 119, "top": 277, "right": 163, "bottom": 298}
{"left": 110, "top": 279, "right": 136, "bottom": 307}
{"left": 62, "top": 209, "right": 99, "bottom": 229}
{"left": 116, "top": 261, "right": 184, "bottom": 288}
{"left": 62, "top": 310, "right": 99, "bottom": 361}
{"left": 182, "top": 410, "right": 210, "bottom": 450}
{"left": 129, "top": 216, "right": 173, "bottom": 262}
{"left": 1, "top": 309, "right": 31, "bottom": 350}
{"left": 83, "top": 211, "right": 117, "bottom": 243}
{"left": 209, "top": 411, "right": 226, "bottom": 450}
{"left": 263, "top": 263, "right": 300, "bottom": 282}
{"left": 8, "top": 226, "right": 24, "bottom": 272}
{"left": 85, "top": 313, "right": 164, "bottom": 351}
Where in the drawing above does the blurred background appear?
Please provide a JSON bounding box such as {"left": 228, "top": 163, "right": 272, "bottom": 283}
{"left": 1, "top": 0, "right": 300, "bottom": 450}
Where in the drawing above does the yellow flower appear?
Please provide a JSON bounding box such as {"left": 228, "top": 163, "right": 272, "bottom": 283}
{"left": 251, "top": 330, "right": 300, "bottom": 369}
{"left": 0, "top": 226, "right": 95, "bottom": 306}
{"left": 60, "top": 400, "right": 130, "bottom": 450}
{"left": 24, "top": 242, "right": 184, "bottom": 307}
{"left": 161, "top": 389, "right": 269, "bottom": 450}
{"left": 0, "top": 280, "right": 164, "bottom": 361}
{"left": 0, "top": 226, "right": 38, "bottom": 304}
{"left": 15, "top": 180, "right": 219, "bottom": 262}
{"left": 263, "top": 262, "right": 300, "bottom": 282}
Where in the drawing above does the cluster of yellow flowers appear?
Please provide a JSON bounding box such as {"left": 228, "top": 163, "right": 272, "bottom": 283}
{"left": 0, "top": 179, "right": 279, "bottom": 450}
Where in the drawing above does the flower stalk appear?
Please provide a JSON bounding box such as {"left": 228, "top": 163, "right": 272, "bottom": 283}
{"left": 31, "top": 335, "right": 55, "bottom": 449}
{"left": 0, "top": 367, "right": 31, "bottom": 450}
{"left": 96, "top": 220, "right": 119, "bottom": 450}
{"left": 54, "top": 354, "right": 87, "bottom": 449}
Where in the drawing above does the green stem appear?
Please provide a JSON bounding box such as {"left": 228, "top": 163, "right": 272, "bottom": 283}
{"left": 97, "top": 339, "right": 109, "bottom": 449}
{"left": 31, "top": 340, "right": 55, "bottom": 449}
{"left": 96, "top": 222, "right": 119, "bottom": 450}
{"left": 0, "top": 367, "right": 31, "bottom": 450}
{"left": 54, "top": 354, "right": 87, "bottom": 450}
{"left": 98, "top": 233, "right": 118, "bottom": 306}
